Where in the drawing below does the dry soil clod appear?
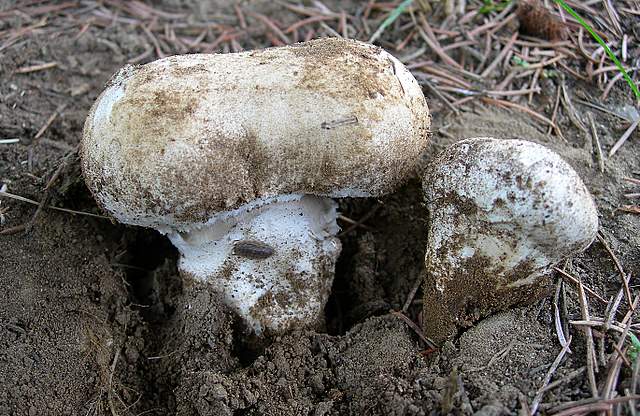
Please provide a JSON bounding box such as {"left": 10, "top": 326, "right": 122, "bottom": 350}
{"left": 422, "top": 138, "right": 599, "bottom": 343}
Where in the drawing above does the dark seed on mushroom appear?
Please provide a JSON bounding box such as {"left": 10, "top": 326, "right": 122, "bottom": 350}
{"left": 233, "top": 240, "right": 275, "bottom": 260}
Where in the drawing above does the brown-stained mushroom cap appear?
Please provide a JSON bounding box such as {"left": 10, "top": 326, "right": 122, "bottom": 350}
{"left": 81, "top": 37, "right": 431, "bottom": 232}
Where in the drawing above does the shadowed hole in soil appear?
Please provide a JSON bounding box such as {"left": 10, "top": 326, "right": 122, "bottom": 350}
{"left": 326, "top": 198, "right": 380, "bottom": 335}
{"left": 116, "top": 228, "right": 179, "bottom": 321}
{"left": 326, "top": 181, "right": 428, "bottom": 336}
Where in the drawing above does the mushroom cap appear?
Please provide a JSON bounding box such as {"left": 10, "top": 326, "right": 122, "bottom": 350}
{"left": 425, "top": 138, "right": 598, "bottom": 267}
{"left": 423, "top": 137, "right": 599, "bottom": 342}
{"left": 81, "top": 37, "right": 430, "bottom": 232}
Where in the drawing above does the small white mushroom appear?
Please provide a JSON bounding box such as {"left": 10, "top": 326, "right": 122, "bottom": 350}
{"left": 422, "top": 138, "right": 598, "bottom": 342}
{"left": 81, "top": 38, "right": 430, "bottom": 335}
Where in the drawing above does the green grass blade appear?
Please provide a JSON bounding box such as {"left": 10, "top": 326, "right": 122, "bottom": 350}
{"left": 629, "top": 333, "right": 640, "bottom": 362}
{"left": 554, "top": 0, "right": 640, "bottom": 100}
{"left": 369, "top": 0, "right": 414, "bottom": 44}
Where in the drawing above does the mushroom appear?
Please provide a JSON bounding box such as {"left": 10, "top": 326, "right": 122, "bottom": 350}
{"left": 422, "top": 138, "right": 598, "bottom": 342}
{"left": 81, "top": 38, "right": 430, "bottom": 335}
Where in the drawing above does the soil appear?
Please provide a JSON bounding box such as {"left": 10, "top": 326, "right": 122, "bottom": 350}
{"left": 1, "top": 1, "right": 639, "bottom": 415}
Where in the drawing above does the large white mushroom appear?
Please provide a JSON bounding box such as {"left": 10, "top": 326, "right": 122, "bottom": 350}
{"left": 81, "top": 38, "right": 430, "bottom": 335}
{"left": 423, "top": 138, "right": 598, "bottom": 343}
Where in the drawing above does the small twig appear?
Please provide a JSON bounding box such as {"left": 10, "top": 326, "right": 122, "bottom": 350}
{"left": 33, "top": 105, "right": 65, "bottom": 141}
{"left": 0, "top": 191, "right": 109, "bottom": 221}
{"left": 573, "top": 99, "right": 632, "bottom": 122}
{"left": 40, "top": 138, "right": 75, "bottom": 152}
{"left": 539, "top": 367, "right": 585, "bottom": 393}
{"left": 604, "top": 273, "right": 630, "bottom": 335}
{"left": 420, "top": 79, "right": 460, "bottom": 115}
{"left": 482, "top": 98, "right": 561, "bottom": 133}
{"left": 577, "top": 275, "right": 599, "bottom": 398}
{"left": 546, "top": 85, "right": 563, "bottom": 138}
{"left": 620, "top": 206, "right": 640, "bottom": 214}
{"left": 483, "top": 341, "right": 516, "bottom": 371}
{"left": 416, "top": 14, "right": 463, "bottom": 70}
{"left": 146, "top": 349, "right": 180, "bottom": 360}
{"left": 389, "top": 309, "right": 437, "bottom": 349}
{"left": 560, "top": 82, "right": 588, "bottom": 134}
{"left": 601, "top": 343, "right": 625, "bottom": 401}
{"left": 569, "top": 320, "right": 632, "bottom": 334}
{"left": 553, "top": 279, "right": 570, "bottom": 349}
{"left": 108, "top": 348, "right": 121, "bottom": 416}
{"left": 632, "top": 352, "right": 640, "bottom": 400}
{"left": 337, "top": 204, "right": 380, "bottom": 236}
{"left": 402, "top": 271, "right": 423, "bottom": 313}
{"left": 587, "top": 113, "right": 605, "bottom": 173}
{"left": 284, "top": 15, "right": 335, "bottom": 34}
{"left": 530, "top": 336, "right": 573, "bottom": 415}
{"left": 609, "top": 118, "right": 640, "bottom": 157}
{"left": 601, "top": 71, "right": 625, "bottom": 100}
{"left": 246, "top": 11, "right": 290, "bottom": 44}
{"left": 553, "top": 267, "right": 607, "bottom": 304}
{"left": 0, "top": 140, "right": 78, "bottom": 234}
{"left": 337, "top": 214, "right": 372, "bottom": 230}
{"left": 234, "top": 4, "right": 246, "bottom": 29}
{"left": 14, "top": 61, "right": 58, "bottom": 74}
{"left": 596, "top": 233, "right": 632, "bottom": 311}
{"left": 612, "top": 343, "right": 632, "bottom": 368}
{"left": 481, "top": 32, "right": 518, "bottom": 79}
{"left": 549, "top": 395, "right": 640, "bottom": 416}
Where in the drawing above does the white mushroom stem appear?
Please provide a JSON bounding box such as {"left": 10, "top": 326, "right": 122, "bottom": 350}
{"left": 167, "top": 194, "right": 341, "bottom": 335}
{"left": 423, "top": 138, "right": 599, "bottom": 342}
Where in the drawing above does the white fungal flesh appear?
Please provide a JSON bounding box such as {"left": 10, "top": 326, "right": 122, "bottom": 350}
{"left": 168, "top": 195, "right": 341, "bottom": 335}
{"left": 423, "top": 138, "right": 599, "bottom": 341}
